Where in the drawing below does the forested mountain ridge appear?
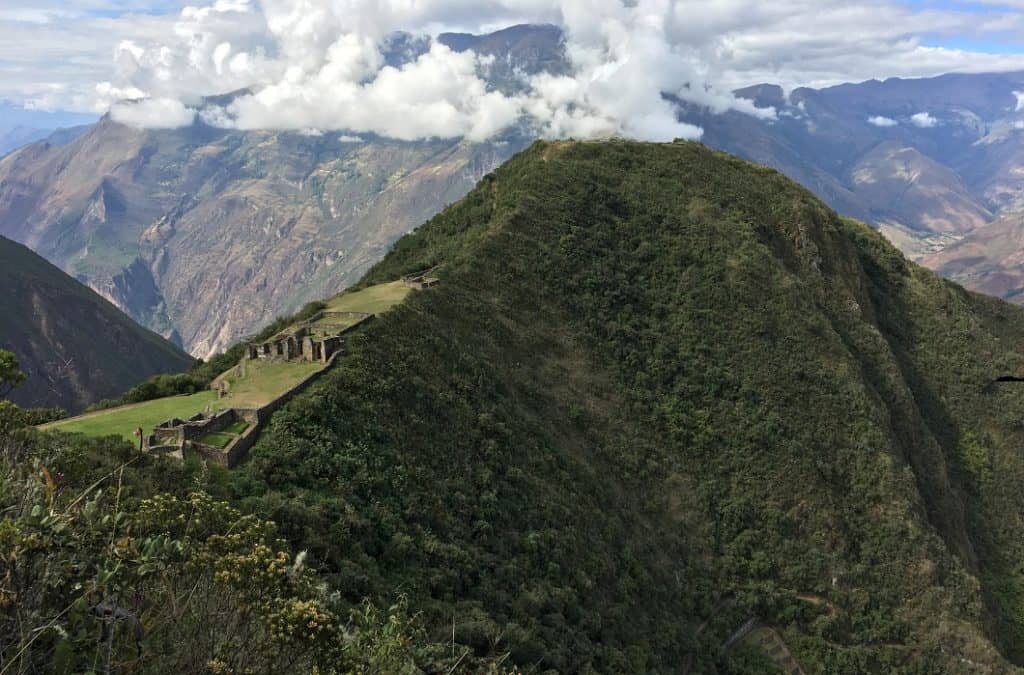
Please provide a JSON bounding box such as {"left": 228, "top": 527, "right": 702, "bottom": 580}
{"left": 7, "top": 139, "right": 1024, "bottom": 673}
{"left": 219, "top": 140, "right": 1024, "bottom": 672}
{"left": 0, "top": 235, "right": 192, "bottom": 413}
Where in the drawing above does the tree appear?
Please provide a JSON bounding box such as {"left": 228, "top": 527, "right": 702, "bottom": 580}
{"left": 0, "top": 349, "right": 25, "bottom": 398}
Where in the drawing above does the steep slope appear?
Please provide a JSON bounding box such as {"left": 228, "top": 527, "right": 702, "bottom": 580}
{"left": 0, "top": 236, "right": 192, "bottom": 412}
{"left": 925, "top": 211, "right": 1024, "bottom": 302}
{"left": 849, "top": 142, "right": 991, "bottom": 235}
{"left": 5, "top": 24, "right": 1024, "bottom": 350}
{"left": 0, "top": 116, "right": 522, "bottom": 356}
{"left": 233, "top": 141, "right": 1024, "bottom": 673}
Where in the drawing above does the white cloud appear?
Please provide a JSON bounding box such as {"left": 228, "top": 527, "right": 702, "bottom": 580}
{"left": 1015, "top": 91, "right": 1024, "bottom": 112}
{"left": 222, "top": 41, "right": 523, "bottom": 140}
{"left": 868, "top": 115, "right": 898, "bottom": 127}
{"left": 911, "top": 111, "right": 939, "bottom": 128}
{"left": 338, "top": 134, "right": 363, "bottom": 142}
{"left": 4, "top": 0, "right": 1024, "bottom": 142}
{"left": 109, "top": 97, "right": 196, "bottom": 128}
{"left": 86, "top": 0, "right": 748, "bottom": 141}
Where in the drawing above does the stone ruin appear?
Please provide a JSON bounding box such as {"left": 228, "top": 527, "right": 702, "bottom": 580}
{"left": 142, "top": 276, "right": 439, "bottom": 469}
{"left": 144, "top": 408, "right": 257, "bottom": 467}
{"left": 402, "top": 269, "right": 440, "bottom": 290}
{"left": 246, "top": 311, "right": 373, "bottom": 364}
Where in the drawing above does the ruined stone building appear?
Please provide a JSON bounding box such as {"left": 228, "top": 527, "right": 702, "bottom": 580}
{"left": 246, "top": 311, "right": 373, "bottom": 363}
{"left": 402, "top": 269, "right": 440, "bottom": 290}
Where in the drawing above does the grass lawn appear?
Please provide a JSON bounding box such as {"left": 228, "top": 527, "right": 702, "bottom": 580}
{"left": 224, "top": 360, "right": 322, "bottom": 408}
{"left": 39, "top": 282, "right": 405, "bottom": 444}
{"left": 310, "top": 280, "right": 410, "bottom": 335}
{"left": 325, "top": 280, "right": 410, "bottom": 315}
{"left": 198, "top": 432, "right": 236, "bottom": 449}
{"left": 43, "top": 360, "right": 319, "bottom": 442}
{"left": 309, "top": 319, "right": 360, "bottom": 337}
{"left": 222, "top": 420, "right": 249, "bottom": 435}
{"left": 40, "top": 391, "right": 222, "bottom": 443}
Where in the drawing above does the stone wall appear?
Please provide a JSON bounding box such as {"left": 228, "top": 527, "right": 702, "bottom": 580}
{"left": 224, "top": 422, "right": 261, "bottom": 467}
{"left": 145, "top": 409, "right": 237, "bottom": 454}
{"left": 152, "top": 311, "right": 375, "bottom": 468}
{"left": 186, "top": 409, "right": 237, "bottom": 440}
{"left": 247, "top": 312, "right": 374, "bottom": 363}
{"left": 177, "top": 351, "right": 346, "bottom": 468}
{"left": 402, "top": 267, "right": 440, "bottom": 290}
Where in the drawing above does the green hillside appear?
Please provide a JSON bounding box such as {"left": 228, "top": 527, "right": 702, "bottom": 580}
{"left": 231, "top": 140, "right": 1024, "bottom": 672}
{"left": 8, "top": 140, "right": 1024, "bottom": 672}
{"left": 0, "top": 235, "right": 193, "bottom": 412}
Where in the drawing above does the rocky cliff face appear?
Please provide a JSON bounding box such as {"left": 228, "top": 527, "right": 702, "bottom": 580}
{"left": 0, "top": 117, "right": 523, "bottom": 357}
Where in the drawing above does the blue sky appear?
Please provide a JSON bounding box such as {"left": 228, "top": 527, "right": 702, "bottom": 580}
{"left": 906, "top": 0, "right": 1024, "bottom": 51}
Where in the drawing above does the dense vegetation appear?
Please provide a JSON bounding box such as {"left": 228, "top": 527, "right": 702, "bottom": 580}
{"left": 233, "top": 140, "right": 1024, "bottom": 672}
{"left": 6, "top": 139, "right": 1024, "bottom": 672}
{"left": 0, "top": 408, "right": 519, "bottom": 673}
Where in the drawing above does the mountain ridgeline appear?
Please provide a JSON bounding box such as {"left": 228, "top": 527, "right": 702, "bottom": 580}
{"left": 0, "top": 116, "right": 523, "bottom": 358}
{"left": 217, "top": 140, "right": 1024, "bottom": 672}
{"left": 7, "top": 25, "right": 1024, "bottom": 360}
{"left": 0, "top": 235, "right": 192, "bottom": 413}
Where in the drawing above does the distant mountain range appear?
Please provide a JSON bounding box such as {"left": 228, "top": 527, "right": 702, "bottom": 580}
{"left": 689, "top": 72, "right": 1024, "bottom": 305}
{"left": 3, "top": 25, "right": 1024, "bottom": 357}
{"left": 0, "top": 101, "right": 95, "bottom": 157}
{"left": 690, "top": 72, "right": 1024, "bottom": 259}
{"left": 0, "top": 115, "right": 523, "bottom": 358}
{"left": 0, "top": 235, "right": 192, "bottom": 412}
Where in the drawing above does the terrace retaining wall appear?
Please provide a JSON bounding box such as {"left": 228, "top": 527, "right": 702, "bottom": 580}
{"left": 146, "top": 307, "right": 376, "bottom": 468}
{"left": 212, "top": 350, "right": 346, "bottom": 468}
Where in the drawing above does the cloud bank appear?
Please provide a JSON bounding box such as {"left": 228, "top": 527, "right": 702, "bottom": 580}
{"left": 100, "top": 0, "right": 759, "bottom": 141}
{"left": 110, "top": 97, "right": 196, "bottom": 128}
{"left": 6, "top": 0, "right": 1024, "bottom": 142}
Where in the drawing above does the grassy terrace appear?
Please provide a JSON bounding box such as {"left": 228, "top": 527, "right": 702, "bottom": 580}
{"left": 324, "top": 280, "right": 410, "bottom": 314}
{"left": 221, "top": 420, "right": 249, "bottom": 435}
{"left": 221, "top": 360, "right": 322, "bottom": 406}
{"left": 40, "top": 391, "right": 223, "bottom": 443}
{"left": 42, "top": 361, "right": 319, "bottom": 442}
{"left": 40, "top": 280, "right": 415, "bottom": 443}
{"left": 306, "top": 280, "right": 410, "bottom": 336}
{"left": 198, "top": 432, "right": 236, "bottom": 449}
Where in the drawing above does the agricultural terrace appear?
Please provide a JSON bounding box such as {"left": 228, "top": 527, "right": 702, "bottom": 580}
{"left": 325, "top": 280, "right": 410, "bottom": 314}
{"left": 40, "top": 391, "right": 223, "bottom": 443}
{"left": 39, "top": 280, "right": 414, "bottom": 444}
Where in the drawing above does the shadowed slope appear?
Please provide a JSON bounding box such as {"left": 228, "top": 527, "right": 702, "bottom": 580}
{"left": 0, "top": 235, "right": 192, "bottom": 412}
